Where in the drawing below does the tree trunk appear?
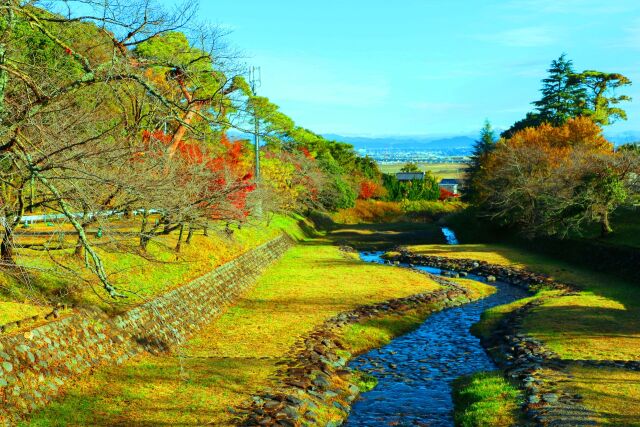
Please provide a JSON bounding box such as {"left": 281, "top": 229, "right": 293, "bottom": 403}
{"left": 185, "top": 225, "right": 194, "bottom": 244}
{"left": 203, "top": 225, "right": 208, "bottom": 236}
{"left": 168, "top": 104, "right": 203, "bottom": 157}
{"left": 175, "top": 223, "right": 184, "bottom": 253}
{"left": 139, "top": 210, "right": 150, "bottom": 251}
{"left": 1, "top": 226, "right": 15, "bottom": 266}
{"left": 74, "top": 236, "right": 84, "bottom": 258}
{"left": 29, "top": 177, "right": 35, "bottom": 213}
{"left": 600, "top": 211, "right": 613, "bottom": 237}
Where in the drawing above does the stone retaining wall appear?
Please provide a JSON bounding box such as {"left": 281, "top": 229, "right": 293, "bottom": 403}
{"left": 0, "top": 235, "right": 292, "bottom": 424}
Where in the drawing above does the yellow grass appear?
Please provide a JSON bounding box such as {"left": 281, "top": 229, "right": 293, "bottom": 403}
{"left": 564, "top": 367, "right": 640, "bottom": 426}
{"left": 378, "top": 162, "right": 466, "bottom": 180}
{"left": 408, "top": 243, "right": 525, "bottom": 267}
{"left": 26, "top": 241, "right": 446, "bottom": 426}
{"left": 1, "top": 215, "right": 303, "bottom": 324}
{"left": 408, "top": 242, "right": 640, "bottom": 423}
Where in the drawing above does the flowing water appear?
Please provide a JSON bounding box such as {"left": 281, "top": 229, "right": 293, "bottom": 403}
{"left": 344, "top": 252, "right": 527, "bottom": 426}
{"left": 440, "top": 227, "right": 459, "bottom": 245}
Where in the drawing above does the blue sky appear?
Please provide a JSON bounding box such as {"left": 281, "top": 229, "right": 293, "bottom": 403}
{"left": 192, "top": 0, "right": 640, "bottom": 136}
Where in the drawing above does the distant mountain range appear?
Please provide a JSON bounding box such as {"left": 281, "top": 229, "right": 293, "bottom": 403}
{"left": 322, "top": 134, "right": 476, "bottom": 153}
{"left": 324, "top": 131, "right": 640, "bottom": 154}
{"left": 229, "top": 130, "right": 640, "bottom": 155}
{"left": 604, "top": 131, "right": 640, "bottom": 145}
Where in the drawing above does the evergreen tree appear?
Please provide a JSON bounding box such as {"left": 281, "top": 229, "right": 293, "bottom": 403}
{"left": 464, "top": 120, "right": 497, "bottom": 203}
{"left": 533, "top": 54, "right": 586, "bottom": 125}
{"left": 577, "top": 71, "right": 632, "bottom": 125}
{"left": 500, "top": 112, "right": 541, "bottom": 139}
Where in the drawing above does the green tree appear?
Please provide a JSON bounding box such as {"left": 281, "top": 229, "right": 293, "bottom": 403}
{"left": 501, "top": 112, "right": 542, "bottom": 138}
{"left": 533, "top": 53, "right": 586, "bottom": 125}
{"left": 464, "top": 120, "right": 497, "bottom": 202}
{"left": 577, "top": 71, "right": 632, "bottom": 125}
{"left": 400, "top": 162, "right": 420, "bottom": 172}
{"left": 503, "top": 55, "right": 632, "bottom": 137}
{"left": 382, "top": 172, "right": 439, "bottom": 202}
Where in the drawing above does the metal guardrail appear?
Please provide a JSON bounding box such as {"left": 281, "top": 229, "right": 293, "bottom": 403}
{"left": 1, "top": 209, "right": 161, "bottom": 227}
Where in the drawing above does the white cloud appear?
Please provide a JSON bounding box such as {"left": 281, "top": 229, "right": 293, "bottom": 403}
{"left": 477, "top": 26, "right": 558, "bottom": 48}
{"left": 502, "top": 0, "right": 638, "bottom": 15}
{"left": 620, "top": 20, "right": 640, "bottom": 50}
{"left": 253, "top": 53, "right": 391, "bottom": 108}
{"left": 408, "top": 101, "right": 471, "bottom": 112}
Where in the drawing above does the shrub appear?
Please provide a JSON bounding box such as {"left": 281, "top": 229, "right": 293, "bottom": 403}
{"left": 333, "top": 200, "right": 403, "bottom": 224}
{"left": 401, "top": 200, "right": 465, "bottom": 218}
{"left": 382, "top": 173, "right": 440, "bottom": 201}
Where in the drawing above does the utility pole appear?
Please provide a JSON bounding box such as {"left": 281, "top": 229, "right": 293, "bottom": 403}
{"left": 249, "top": 66, "right": 261, "bottom": 183}
{"left": 248, "top": 66, "right": 263, "bottom": 218}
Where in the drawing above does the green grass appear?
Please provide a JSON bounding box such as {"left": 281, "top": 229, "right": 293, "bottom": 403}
{"left": 452, "top": 371, "right": 523, "bottom": 427}
{"left": 340, "top": 309, "right": 436, "bottom": 355}
{"left": 471, "top": 292, "right": 554, "bottom": 340}
{"left": 580, "top": 206, "right": 640, "bottom": 248}
{"left": 0, "top": 301, "right": 50, "bottom": 325}
{"left": 339, "top": 278, "right": 495, "bottom": 355}
{"left": 351, "top": 370, "right": 378, "bottom": 393}
{"left": 26, "top": 239, "right": 453, "bottom": 426}
{"left": 378, "top": 162, "right": 466, "bottom": 179}
{"left": 1, "top": 214, "right": 305, "bottom": 324}
{"left": 409, "top": 241, "right": 640, "bottom": 423}
{"left": 560, "top": 366, "right": 640, "bottom": 426}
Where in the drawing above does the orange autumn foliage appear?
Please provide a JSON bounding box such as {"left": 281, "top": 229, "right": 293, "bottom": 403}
{"left": 141, "top": 130, "right": 255, "bottom": 219}
{"left": 506, "top": 116, "right": 613, "bottom": 160}
{"left": 358, "top": 180, "right": 379, "bottom": 200}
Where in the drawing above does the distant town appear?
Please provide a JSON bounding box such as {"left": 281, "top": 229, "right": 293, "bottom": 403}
{"left": 356, "top": 148, "right": 469, "bottom": 164}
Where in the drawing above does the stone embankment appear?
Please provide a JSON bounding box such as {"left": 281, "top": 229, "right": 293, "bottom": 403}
{"left": 236, "top": 261, "right": 478, "bottom": 427}
{"left": 240, "top": 248, "right": 640, "bottom": 427}
{"left": 0, "top": 235, "right": 293, "bottom": 424}
{"left": 385, "top": 249, "right": 569, "bottom": 292}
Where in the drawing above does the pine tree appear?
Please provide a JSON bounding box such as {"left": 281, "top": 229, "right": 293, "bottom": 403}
{"left": 533, "top": 54, "right": 586, "bottom": 125}
{"left": 463, "top": 120, "right": 497, "bottom": 203}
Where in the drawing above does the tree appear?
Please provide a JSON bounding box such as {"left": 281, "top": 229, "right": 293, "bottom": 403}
{"left": 400, "top": 162, "right": 420, "bottom": 172}
{"left": 477, "top": 117, "right": 634, "bottom": 238}
{"left": 464, "top": 120, "right": 497, "bottom": 203}
{"left": 382, "top": 172, "right": 440, "bottom": 202}
{"left": 533, "top": 54, "right": 586, "bottom": 125}
{"left": 501, "top": 112, "right": 542, "bottom": 138}
{"left": 0, "top": 1, "right": 256, "bottom": 298}
{"left": 503, "top": 55, "right": 632, "bottom": 137}
{"left": 576, "top": 71, "right": 632, "bottom": 125}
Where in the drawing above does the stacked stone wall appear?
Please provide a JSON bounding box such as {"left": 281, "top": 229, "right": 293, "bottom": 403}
{"left": 0, "top": 235, "right": 292, "bottom": 423}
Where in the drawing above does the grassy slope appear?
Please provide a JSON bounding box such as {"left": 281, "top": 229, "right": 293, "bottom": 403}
{"left": 26, "top": 239, "right": 453, "bottom": 426}
{"left": 328, "top": 222, "right": 445, "bottom": 250}
{"left": 0, "top": 215, "right": 301, "bottom": 325}
{"left": 408, "top": 242, "right": 640, "bottom": 425}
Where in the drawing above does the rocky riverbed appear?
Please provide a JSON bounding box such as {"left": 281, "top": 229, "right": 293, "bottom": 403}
{"left": 237, "top": 246, "right": 600, "bottom": 426}
{"left": 344, "top": 252, "right": 529, "bottom": 426}
{"left": 235, "top": 254, "right": 477, "bottom": 426}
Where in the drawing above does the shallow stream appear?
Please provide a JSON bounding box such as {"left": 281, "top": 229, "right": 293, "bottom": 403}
{"left": 344, "top": 252, "right": 527, "bottom": 426}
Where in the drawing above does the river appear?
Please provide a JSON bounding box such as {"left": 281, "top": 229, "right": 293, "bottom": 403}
{"left": 344, "top": 251, "right": 527, "bottom": 426}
